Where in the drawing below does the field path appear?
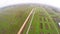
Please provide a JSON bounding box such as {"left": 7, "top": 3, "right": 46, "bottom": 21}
{"left": 17, "top": 8, "right": 35, "bottom": 34}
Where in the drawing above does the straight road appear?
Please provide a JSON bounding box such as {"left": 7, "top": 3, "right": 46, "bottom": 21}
{"left": 17, "top": 8, "right": 35, "bottom": 34}
{"left": 26, "top": 8, "right": 36, "bottom": 34}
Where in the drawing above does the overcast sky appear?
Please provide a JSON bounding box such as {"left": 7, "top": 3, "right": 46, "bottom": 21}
{"left": 0, "top": 0, "right": 60, "bottom": 8}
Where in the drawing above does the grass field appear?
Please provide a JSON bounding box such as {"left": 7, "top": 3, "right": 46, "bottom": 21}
{"left": 0, "top": 4, "right": 60, "bottom": 34}
{"left": 0, "top": 6, "right": 33, "bottom": 34}
{"left": 22, "top": 7, "right": 60, "bottom": 34}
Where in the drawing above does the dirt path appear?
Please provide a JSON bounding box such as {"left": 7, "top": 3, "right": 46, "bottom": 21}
{"left": 17, "top": 8, "right": 35, "bottom": 34}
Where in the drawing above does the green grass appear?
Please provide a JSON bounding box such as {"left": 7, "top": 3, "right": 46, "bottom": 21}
{"left": 22, "top": 7, "right": 60, "bottom": 34}
{"left": 0, "top": 5, "right": 60, "bottom": 34}
{"left": 0, "top": 6, "right": 33, "bottom": 34}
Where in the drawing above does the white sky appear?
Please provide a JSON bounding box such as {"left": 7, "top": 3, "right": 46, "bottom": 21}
{"left": 0, "top": 0, "right": 60, "bottom": 8}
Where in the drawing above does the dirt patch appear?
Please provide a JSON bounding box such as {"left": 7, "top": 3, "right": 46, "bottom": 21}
{"left": 40, "top": 23, "right": 43, "bottom": 29}
{"left": 45, "top": 23, "right": 49, "bottom": 30}
{"left": 1, "top": 28, "right": 7, "bottom": 34}
{"left": 47, "top": 32, "right": 50, "bottom": 34}
{"left": 40, "top": 32, "right": 44, "bottom": 34}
